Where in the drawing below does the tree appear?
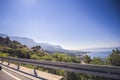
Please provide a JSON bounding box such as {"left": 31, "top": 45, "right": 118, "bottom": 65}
{"left": 31, "top": 45, "right": 41, "bottom": 52}
{"left": 106, "top": 48, "right": 120, "bottom": 66}
{"left": 5, "top": 37, "right": 10, "bottom": 45}
{"left": 83, "top": 55, "right": 91, "bottom": 63}
{"left": 90, "top": 57, "right": 105, "bottom": 65}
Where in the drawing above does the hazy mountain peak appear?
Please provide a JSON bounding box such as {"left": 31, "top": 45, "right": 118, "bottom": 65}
{"left": 0, "top": 33, "right": 8, "bottom": 38}
{"left": 0, "top": 33, "right": 87, "bottom": 55}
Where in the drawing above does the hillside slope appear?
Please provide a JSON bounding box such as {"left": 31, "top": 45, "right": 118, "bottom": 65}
{"left": 0, "top": 33, "right": 87, "bottom": 55}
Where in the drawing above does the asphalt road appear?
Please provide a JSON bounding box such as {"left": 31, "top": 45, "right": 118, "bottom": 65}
{"left": 0, "top": 65, "right": 33, "bottom": 80}
{"left": 0, "top": 70, "right": 16, "bottom": 80}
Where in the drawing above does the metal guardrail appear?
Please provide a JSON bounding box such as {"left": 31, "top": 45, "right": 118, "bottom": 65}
{"left": 0, "top": 57, "right": 120, "bottom": 80}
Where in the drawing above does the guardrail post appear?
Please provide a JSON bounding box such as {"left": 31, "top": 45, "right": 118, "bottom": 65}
{"left": 17, "top": 63, "right": 20, "bottom": 70}
{"left": 64, "top": 71, "right": 68, "bottom": 80}
{"left": 34, "top": 68, "right": 38, "bottom": 77}
{"left": 7, "top": 61, "right": 10, "bottom": 66}
{"left": 1, "top": 60, "right": 4, "bottom": 63}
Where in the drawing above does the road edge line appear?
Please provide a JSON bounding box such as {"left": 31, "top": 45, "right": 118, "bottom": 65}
{"left": 2, "top": 69, "right": 22, "bottom": 80}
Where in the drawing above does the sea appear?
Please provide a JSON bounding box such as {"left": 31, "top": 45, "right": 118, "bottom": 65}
{"left": 86, "top": 51, "right": 112, "bottom": 59}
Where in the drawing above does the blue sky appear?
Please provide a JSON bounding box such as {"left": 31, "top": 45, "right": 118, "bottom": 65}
{"left": 0, "top": 0, "right": 120, "bottom": 49}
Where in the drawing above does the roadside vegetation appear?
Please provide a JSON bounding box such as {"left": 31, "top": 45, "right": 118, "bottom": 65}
{"left": 0, "top": 36, "right": 120, "bottom": 80}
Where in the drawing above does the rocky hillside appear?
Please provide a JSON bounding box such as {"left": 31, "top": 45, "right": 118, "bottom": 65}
{"left": 0, "top": 36, "right": 29, "bottom": 51}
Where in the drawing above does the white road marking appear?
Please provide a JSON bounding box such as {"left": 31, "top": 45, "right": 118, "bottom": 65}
{"left": 2, "top": 70, "right": 22, "bottom": 80}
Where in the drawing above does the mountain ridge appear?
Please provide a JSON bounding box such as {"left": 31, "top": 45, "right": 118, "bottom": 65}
{"left": 0, "top": 33, "right": 119, "bottom": 54}
{"left": 0, "top": 33, "right": 86, "bottom": 55}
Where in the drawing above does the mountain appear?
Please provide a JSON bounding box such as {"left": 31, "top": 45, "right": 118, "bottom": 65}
{"left": 0, "top": 33, "right": 8, "bottom": 38}
{"left": 10, "top": 36, "right": 38, "bottom": 48}
{"left": 0, "top": 33, "right": 86, "bottom": 55}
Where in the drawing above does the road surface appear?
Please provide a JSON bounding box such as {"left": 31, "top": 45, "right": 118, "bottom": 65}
{"left": 0, "top": 70, "right": 16, "bottom": 80}
{"left": 0, "top": 65, "right": 33, "bottom": 80}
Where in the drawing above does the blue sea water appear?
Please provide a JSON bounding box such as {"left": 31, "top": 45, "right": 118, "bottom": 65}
{"left": 86, "top": 51, "right": 112, "bottom": 59}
